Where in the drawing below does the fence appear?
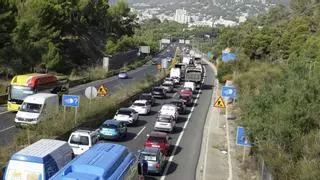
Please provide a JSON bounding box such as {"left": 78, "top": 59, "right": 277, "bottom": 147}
{"left": 256, "top": 157, "right": 273, "bottom": 180}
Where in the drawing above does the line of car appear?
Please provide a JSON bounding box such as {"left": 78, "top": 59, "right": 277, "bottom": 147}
{"left": 67, "top": 66, "right": 202, "bottom": 177}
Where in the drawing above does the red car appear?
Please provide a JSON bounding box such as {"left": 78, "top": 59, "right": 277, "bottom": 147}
{"left": 179, "top": 88, "right": 193, "bottom": 106}
{"left": 144, "top": 131, "right": 170, "bottom": 155}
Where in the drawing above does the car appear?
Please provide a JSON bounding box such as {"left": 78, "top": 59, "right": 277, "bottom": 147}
{"left": 118, "top": 70, "right": 128, "bottom": 79}
{"left": 68, "top": 129, "right": 99, "bottom": 156}
{"left": 159, "top": 104, "right": 179, "bottom": 120}
{"left": 170, "top": 100, "right": 187, "bottom": 114}
{"left": 161, "top": 82, "right": 174, "bottom": 93}
{"left": 164, "top": 77, "right": 175, "bottom": 85}
{"left": 98, "top": 119, "right": 127, "bottom": 140}
{"left": 184, "top": 81, "right": 196, "bottom": 92}
{"left": 114, "top": 108, "right": 139, "bottom": 125}
{"left": 179, "top": 93, "right": 193, "bottom": 106}
{"left": 138, "top": 147, "right": 165, "bottom": 175}
{"left": 151, "top": 87, "right": 167, "bottom": 99}
{"left": 154, "top": 114, "right": 176, "bottom": 133}
{"left": 130, "top": 100, "right": 151, "bottom": 115}
{"left": 152, "top": 58, "right": 158, "bottom": 65}
{"left": 144, "top": 131, "right": 170, "bottom": 155}
{"left": 139, "top": 93, "right": 156, "bottom": 106}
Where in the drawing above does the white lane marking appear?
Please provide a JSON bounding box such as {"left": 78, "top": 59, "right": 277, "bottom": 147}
{"left": 134, "top": 126, "right": 146, "bottom": 140}
{"left": 0, "top": 125, "right": 15, "bottom": 133}
{"left": 0, "top": 111, "right": 10, "bottom": 115}
{"left": 160, "top": 67, "right": 206, "bottom": 180}
{"left": 173, "top": 92, "right": 178, "bottom": 97}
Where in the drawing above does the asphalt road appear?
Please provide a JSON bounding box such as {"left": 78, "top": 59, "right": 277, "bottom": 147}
{"left": 0, "top": 45, "right": 177, "bottom": 146}
{"left": 97, "top": 63, "right": 214, "bottom": 180}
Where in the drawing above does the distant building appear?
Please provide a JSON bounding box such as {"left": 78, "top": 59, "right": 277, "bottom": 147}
{"left": 174, "top": 9, "right": 190, "bottom": 24}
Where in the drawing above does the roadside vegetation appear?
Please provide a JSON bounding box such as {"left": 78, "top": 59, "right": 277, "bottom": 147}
{"left": 196, "top": 0, "right": 320, "bottom": 179}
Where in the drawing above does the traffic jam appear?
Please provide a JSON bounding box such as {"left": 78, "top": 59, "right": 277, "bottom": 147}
{"left": 2, "top": 49, "right": 205, "bottom": 179}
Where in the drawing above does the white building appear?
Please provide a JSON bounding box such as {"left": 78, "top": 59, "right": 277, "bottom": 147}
{"left": 174, "top": 8, "right": 190, "bottom": 24}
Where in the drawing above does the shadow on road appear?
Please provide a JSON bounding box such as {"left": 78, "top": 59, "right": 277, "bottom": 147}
{"left": 172, "top": 126, "right": 183, "bottom": 134}
{"left": 164, "top": 161, "right": 178, "bottom": 176}
{"left": 201, "top": 84, "right": 213, "bottom": 90}
{"left": 134, "top": 119, "right": 147, "bottom": 127}
{"left": 177, "top": 116, "right": 187, "bottom": 123}
{"left": 169, "top": 145, "right": 182, "bottom": 156}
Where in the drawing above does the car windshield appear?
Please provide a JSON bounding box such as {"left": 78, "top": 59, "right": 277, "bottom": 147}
{"left": 118, "top": 109, "right": 132, "bottom": 115}
{"left": 148, "top": 136, "right": 167, "bottom": 143}
{"left": 140, "top": 95, "right": 151, "bottom": 100}
{"left": 153, "top": 88, "right": 163, "bottom": 92}
{"left": 158, "top": 116, "right": 172, "bottom": 122}
{"left": 133, "top": 103, "right": 146, "bottom": 107}
{"left": 141, "top": 154, "right": 157, "bottom": 161}
{"left": 19, "top": 103, "right": 42, "bottom": 113}
{"left": 9, "top": 86, "right": 35, "bottom": 101}
{"left": 69, "top": 135, "right": 89, "bottom": 145}
{"left": 102, "top": 123, "right": 118, "bottom": 129}
{"left": 162, "top": 83, "right": 170, "bottom": 87}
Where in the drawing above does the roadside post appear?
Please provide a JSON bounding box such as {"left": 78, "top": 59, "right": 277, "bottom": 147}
{"left": 85, "top": 86, "right": 98, "bottom": 112}
{"left": 236, "top": 126, "right": 252, "bottom": 163}
{"left": 214, "top": 96, "right": 226, "bottom": 128}
{"left": 62, "top": 95, "right": 80, "bottom": 126}
{"left": 161, "top": 58, "right": 168, "bottom": 77}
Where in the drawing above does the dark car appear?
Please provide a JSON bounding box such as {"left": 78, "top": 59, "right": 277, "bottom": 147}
{"left": 139, "top": 147, "right": 165, "bottom": 175}
{"left": 139, "top": 93, "right": 156, "bottom": 106}
{"left": 151, "top": 87, "right": 167, "bottom": 99}
{"left": 170, "top": 100, "right": 187, "bottom": 114}
{"left": 99, "top": 120, "right": 127, "bottom": 140}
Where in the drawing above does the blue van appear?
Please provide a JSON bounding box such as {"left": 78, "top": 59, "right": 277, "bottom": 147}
{"left": 3, "top": 139, "right": 73, "bottom": 180}
{"left": 50, "top": 143, "right": 139, "bottom": 180}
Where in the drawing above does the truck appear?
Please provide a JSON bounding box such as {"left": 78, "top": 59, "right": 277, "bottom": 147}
{"left": 7, "top": 73, "right": 69, "bottom": 111}
{"left": 3, "top": 139, "right": 73, "bottom": 180}
{"left": 185, "top": 66, "right": 203, "bottom": 88}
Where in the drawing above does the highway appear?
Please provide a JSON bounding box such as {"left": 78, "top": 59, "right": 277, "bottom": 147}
{"left": 98, "top": 62, "right": 214, "bottom": 180}
{"left": 0, "top": 45, "right": 176, "bottom": 146}
{"left": 0, "top": 45, "right": 215, "bottom": 180}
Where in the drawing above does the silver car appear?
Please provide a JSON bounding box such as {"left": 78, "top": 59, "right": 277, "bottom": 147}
{"left": 139, "top": 147, "right": 165, "bottom": 175}
{"left": 161, "top": 82, "right": 174, "bottom": 93}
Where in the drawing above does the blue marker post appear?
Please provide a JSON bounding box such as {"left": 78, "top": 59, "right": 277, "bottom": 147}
{"left": 62, "top": 95, "right": 80, "bottom": 125}
{"left": 236, "top": 126, "right": 252, "bottom": 163}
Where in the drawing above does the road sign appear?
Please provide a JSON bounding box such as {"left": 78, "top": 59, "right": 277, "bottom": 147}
{"left": 236, "top": 126, "right": 252, "bottom": 147}
{"left": 214, "top": 96, "right": 226, "bottom": 108}
{"left": 139, "top": 46, "right": 150, "bottom": 54}
{"left": 221, "top": 86, "right": 236, "bottom": 98}
{"left": 85, "top": 86, "right": 98, "bottom": 100}
{"left": 97, "top": 85, "right": 108, "bottom": 96}
{"left": 62, "top": 95, "right": 80, "bottom": 107}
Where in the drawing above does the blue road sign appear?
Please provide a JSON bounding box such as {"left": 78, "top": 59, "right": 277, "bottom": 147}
{"left": 236, "top": 126, "right": 252, "bottom": 147}
{"left": 222, "top": 52, "right": 237, "bottom": 62}
{"left": 62, "top": 95, "right": 80, "bottom": 108}
{"left": 208, "top": 52, "right": 213, "bottom": 57}
{"left": 221, "top": 86, "right": 236, "bottom": 98}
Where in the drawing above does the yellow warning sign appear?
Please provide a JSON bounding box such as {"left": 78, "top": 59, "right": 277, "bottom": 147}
{"left": 214, "top": 96, "right": 226, "bottom": 108}
{"left": 97, "top": 85, "right": 108, "bottom": 96}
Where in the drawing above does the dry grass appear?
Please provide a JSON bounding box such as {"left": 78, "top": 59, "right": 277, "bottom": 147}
{"left": 0, "top": 80, "right": 9, "bottom": 94}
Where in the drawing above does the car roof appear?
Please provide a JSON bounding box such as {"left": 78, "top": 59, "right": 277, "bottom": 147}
{"left": 133, "top": 99, "right": 147, "bottom": 104}
{"left": 72, "top": 129, "right": 96, "bottom": 136}
{"left": 118, "top": 108, "right": 134, "bottom": 112}
{"left": 149, "top": 131, "right": 168, "bottom": 137}
{"left": 102, "top": 119, "right": 120, "bottom": 126}
{"left": 142, "top": 147, "right": 161, "bottom": 154}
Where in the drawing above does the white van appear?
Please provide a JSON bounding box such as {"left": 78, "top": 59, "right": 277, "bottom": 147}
{"left": 3, "top": 139, "right": 73, "bottom": 180}
{"left": 68, "top": 129, "right": 100, "bottom": 156}
{"left": 15, "top": 93, "right": 59, "bottom": 126}
{"left": 170, "top": 68, "right": 181, "bottom": 84}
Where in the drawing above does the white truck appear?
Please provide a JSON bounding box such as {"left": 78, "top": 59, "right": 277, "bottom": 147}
{"left": 68, "top": 129, "right": 99, "bottom": 156}
{"left": 15, "top": 93, "right": 59, "bottom": 126}
{"left": 170, "top": 68, "right": 181, "bottom": 84}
